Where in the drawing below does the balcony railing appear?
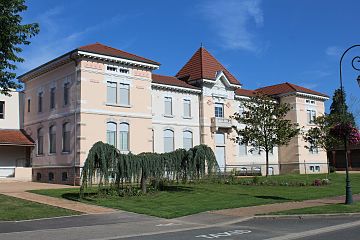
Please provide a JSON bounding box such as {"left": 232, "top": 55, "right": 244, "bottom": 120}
{"left": 211, "top": 117, "right": 233, "bottom": 131}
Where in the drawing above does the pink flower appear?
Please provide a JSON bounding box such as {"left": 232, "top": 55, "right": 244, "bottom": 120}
{"left": 330, "top": 123, "right": 360, "bottom": 145}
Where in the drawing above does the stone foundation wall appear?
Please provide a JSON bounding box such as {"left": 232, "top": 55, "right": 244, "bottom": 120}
{"left": 32, "top": 167, "right": 80, "bottom": 185}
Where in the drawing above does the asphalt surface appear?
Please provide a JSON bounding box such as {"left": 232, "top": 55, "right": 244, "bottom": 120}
{"left": 1, "top": 212, "right": 360, "bottom": 240}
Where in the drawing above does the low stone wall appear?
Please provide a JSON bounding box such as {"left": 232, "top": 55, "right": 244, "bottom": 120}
{"left": 15, "top": 167, "right": 32, "bottom": 181}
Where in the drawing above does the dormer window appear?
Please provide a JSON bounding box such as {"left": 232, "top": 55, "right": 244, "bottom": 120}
{"left": 106, "top": 65, "right": 129, "bottom": 74}
{"left": 107, "top": 66, "right": 117, "bottom": 72}
{"left": 305, "top": 99, "right": 316, "bottom": 105}
{"left": 119, "top": 68, "right": 129, "bottom": 74}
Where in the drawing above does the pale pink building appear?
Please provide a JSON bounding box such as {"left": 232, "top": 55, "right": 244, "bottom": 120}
{"left": 17, "top": 43, "right": 329, "bottom": 184}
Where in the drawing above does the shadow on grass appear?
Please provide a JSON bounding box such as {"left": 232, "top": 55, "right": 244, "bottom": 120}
{"left": 255, "top": 195, "right": 291, "bottom": 201}
{"left": 61, "top": 186, "right": 194, "bottom": 201}
{"left": 61, "top": 192, "right": 99, "bottom": 202}
{"left": 160, "top": 185, "right": 194, "bottom": 192}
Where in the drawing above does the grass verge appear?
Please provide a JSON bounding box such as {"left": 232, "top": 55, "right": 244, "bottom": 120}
{"left": 30, "top": 173, "right": 360, "bottom": 219}
{"left": 0, "top": 194, "right": 80, "bottom": 221}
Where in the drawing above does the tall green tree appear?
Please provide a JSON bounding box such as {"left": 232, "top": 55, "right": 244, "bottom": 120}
{"left": 303, "top": 88, "right": 360, "bottom": 174}
{"left": 303, "top": 115, "right": 339, "bottom": 154}
{"left": 0, "top": 0, "right": 39, "bottom": 95}
{"left": 232, "top": 94, "right": 300, "bottom": 177}
{"left": 330, "top": 88, "right": 356, "bottom": 127}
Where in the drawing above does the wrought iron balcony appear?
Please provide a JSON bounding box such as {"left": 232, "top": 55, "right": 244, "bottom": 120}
{"left": 211, "top": 117, "right": 233, "bottom": 132}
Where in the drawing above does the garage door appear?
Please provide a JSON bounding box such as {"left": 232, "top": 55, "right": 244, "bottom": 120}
{"left": 0, "top": 168, "right": 15, "bottom": 178}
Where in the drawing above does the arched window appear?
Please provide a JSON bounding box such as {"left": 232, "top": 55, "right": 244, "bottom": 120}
{"left": 183, "top": 130, "right": 193, "bottom": 150}
{"left": 37, "top": 128, "right": 44, "bottom": 155}
{"left": 62, "top": 172, "right": 68, "bottom": 181}
{"left": 119, "top": 123, "right": 129, "bottom": 151}
{"left": 62, "top": 123, "right": 71, "bottom": 152}
{"left": 49, "top": 125, "right": 56, "bottom": 153}
{"left": 48, "top": 172, "right": 54, "bottom": 181}
{"left": 164, "top": 129, "right": 174, "bottom": 152}
{"left": 106, "top": 122, "right": 117, "bottom": 147}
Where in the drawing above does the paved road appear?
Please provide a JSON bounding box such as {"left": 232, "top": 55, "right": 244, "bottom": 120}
{"left": 1, "top": 212, "right": 360, "bottom": 240}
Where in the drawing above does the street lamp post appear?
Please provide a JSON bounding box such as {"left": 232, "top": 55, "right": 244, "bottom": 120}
{"left": 339, "top": 45, "right": 360, "bottom": 205}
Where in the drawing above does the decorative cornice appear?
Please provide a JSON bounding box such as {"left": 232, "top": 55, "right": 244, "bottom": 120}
{"left": 77, "top": 51, "right": 159, "bottom": 70}
{"left": 278, "top": 91, "right": 329, "bottom": 101}
{"left": 151, "top": 83, "right": 201, "bottom": 94}
{"left": 19, "top": 50, "right": 160, "bottom": 82}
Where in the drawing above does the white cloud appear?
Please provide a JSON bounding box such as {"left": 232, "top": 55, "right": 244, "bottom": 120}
{"left": 325, "top": 46, "right": 341, "bottom": 56}
{"left": 200, "top": 0, "right": 264, "bottom": 52}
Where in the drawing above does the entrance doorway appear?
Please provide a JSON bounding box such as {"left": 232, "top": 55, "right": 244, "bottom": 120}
{"left": 215, "top": 146, "right": 225, "bottom": 171}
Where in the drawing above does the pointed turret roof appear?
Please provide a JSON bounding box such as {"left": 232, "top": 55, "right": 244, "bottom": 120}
{"left": 175, "top": 47, "right": 240, "bottom": 85}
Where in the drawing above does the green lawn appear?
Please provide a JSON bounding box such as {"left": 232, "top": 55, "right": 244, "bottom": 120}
{"left": 271, "top": 202, "right": 360, "bottom": 215}
{"left": 30, "top": 173, "right": 360, "bottom": 219}
{"left": 0, "top": 194, "right": 80, "bottom": 221}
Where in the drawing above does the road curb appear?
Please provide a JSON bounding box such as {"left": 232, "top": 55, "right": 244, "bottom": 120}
{"left": 254, "top": 212, "right": 360, "bottom": 220}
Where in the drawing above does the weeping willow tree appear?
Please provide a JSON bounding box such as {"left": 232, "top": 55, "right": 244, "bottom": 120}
{"left": 80, "top": 142, "right": 218, "bottom": 197}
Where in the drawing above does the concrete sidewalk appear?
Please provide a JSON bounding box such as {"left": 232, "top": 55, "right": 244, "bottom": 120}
{"left": 211, "top": 194, "right": 360, "bottom": 217}
{"left": 0, "top": 181, "right": 116, "bottom": 214}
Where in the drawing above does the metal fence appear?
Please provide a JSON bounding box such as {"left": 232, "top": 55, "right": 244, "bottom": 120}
{"left": 224, "top": 162, "right": 330, "bottom": 176}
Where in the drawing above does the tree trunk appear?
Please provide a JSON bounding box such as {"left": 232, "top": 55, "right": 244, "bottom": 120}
{"left": 141, "top": 170, "right": 147, "bottom": 194}
{"left": 265, "top": 150, "right": 269, "bottom": 177}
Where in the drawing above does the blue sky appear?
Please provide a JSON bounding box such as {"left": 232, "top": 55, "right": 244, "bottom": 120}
{"left": 18, "top": 0, "right": 360, "bottom": 119}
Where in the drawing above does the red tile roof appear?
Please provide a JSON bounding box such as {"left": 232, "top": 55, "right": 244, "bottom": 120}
{"left": 0, "top": 129, "right": 34, "bottom": 146}
{"left": 235, "top": 88, "right": 256, "bottom": 97}
{"left": 256, "top": 82, "right": 329, "bottom": 98}
{"left": 175, "top": 47, "right": 240, "bottom": 85}
{"left": 152, "top": 74, "right": 200, "bottom": 90}
{"left": 78, "top": 43, "right": 160, "bottom": 66}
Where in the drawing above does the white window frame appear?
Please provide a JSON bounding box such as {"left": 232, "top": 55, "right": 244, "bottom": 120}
{"left": 119, "top": 83, "right": 130, "bottom": 106}
{"left": 215, "top": 132, "right": 225, "bottom": 145}
{"left": 37, "top": 128, "right": 44, "bottom": 155}
{"left": 164, "top": 129, "right": 174, "bottom": 152}
{"left": 106, "top": 122, "right": 117, "bottom": 147}
{"left": 62, "top": 122, "right": 71, "bottom": 153}
{"left": 119, "top": 122, "right": 129, "bottom": 151}
{"left": 215, "top": 103, "right": 224, "bottom": 118}
{"left": 107, "top": 81, "right": 117, "bottom": 104}
{"left": 38, "top": 92, "right": 43, "bottom": 112}
{"left": 183, "top": 99, "right": 191, "bottom": 118}
{"left": 239, "top": 142, "right": 247, "bottom": 156}
{"left": 63, "top": 82, "right": 70, "bottom": 106}
{"left": 50, "top": 87, "right": 56, "bottom": 109}
{"left": 183, "top": 130, "right": 193, "bottom": 150}
{"left": 49, "top": 125, "right": 56, "bottom": 154}
{"left": 164, "top": 97, "right": 173, "bottom": 116}
{"left": 306, "top": 109, "right": 316, "bottom": 124}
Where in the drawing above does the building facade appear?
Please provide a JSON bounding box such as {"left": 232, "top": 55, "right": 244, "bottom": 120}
{"left": 18, "top": 43, "right": 329, "bottom": 184}
{"left": 0, "top": 91, "right": 34, "bottom": 180}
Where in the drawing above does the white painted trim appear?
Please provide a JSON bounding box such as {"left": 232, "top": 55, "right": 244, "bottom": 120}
{"left": 203, "top": 76, "right": 241, "bottom": 88}
{"left": 77, "top": 51, "right": 159, "bottom": 69}
{"left": 80, "top": 108, "right": 152, "bottom": 119}
{"left": 234, "top": 95, "right": 251, "bottom": 100}
{"left": 151, "top": 83, "right": 201, "bottom": 93}
{"left": 278, "top": 91, "right": 329, "bottom": 101}
{"left": 19, "top": 55, "right": 73, "bottom": 82}
{"left": 152, "top": 121, "right": 200, "bottom": 127}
